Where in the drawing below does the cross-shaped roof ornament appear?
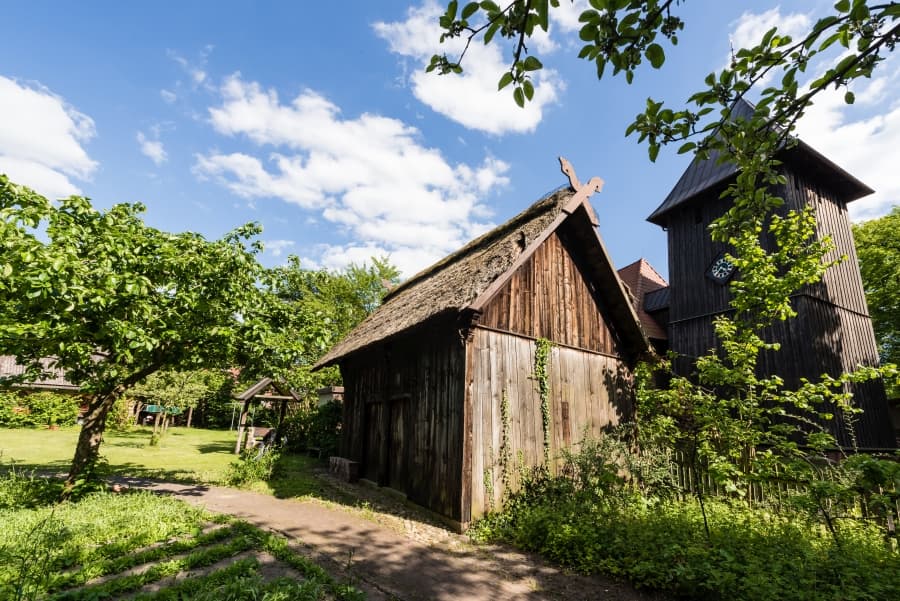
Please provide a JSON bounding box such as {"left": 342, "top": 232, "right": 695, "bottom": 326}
{"left": 559, "top": 156, "right": 602, "bottom": 226}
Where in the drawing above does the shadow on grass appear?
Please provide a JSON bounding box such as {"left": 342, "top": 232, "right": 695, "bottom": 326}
{"left": 261, "top": 452, "right": 455, "bottom": 534}
{"left": 196, "top": 440, "right": 235, "bottom": 454}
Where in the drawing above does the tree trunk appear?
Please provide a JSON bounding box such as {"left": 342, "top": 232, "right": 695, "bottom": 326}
{"left": 153, "top": 412, "right": 161, "bottom": 434}
{"left": 186, "top": 406, "right": 193, "bottom": 428}
{"left": 63, "top": 393, "right": 115, "bottom": 497}
{"left": 132, "top": 401, "right": 144, "bottom": 425}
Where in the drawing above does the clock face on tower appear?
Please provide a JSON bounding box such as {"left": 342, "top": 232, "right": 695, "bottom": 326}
{"left": 706, "top": 253, "right": 736, "bottom": 284}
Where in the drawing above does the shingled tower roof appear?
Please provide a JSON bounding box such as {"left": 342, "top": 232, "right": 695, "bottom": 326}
{"left": 647, "top": 98, "right": 873, "bottom": 226}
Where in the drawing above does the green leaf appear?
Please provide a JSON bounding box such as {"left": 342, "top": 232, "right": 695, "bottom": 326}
{"left": 513, "top": 86, "right": 525, "bottom": 108}
{"left": 446, "top": 0, "right": 458, "bottom": 21}
{"left": 462, "top": 1, "right": 479, "bottom": 19}
{"left": 498, "top": 71, "right": 514, "bottom": 90}
{"left": 484, "top": 21, "right": 501, "bottom": 44}
{"left": 523, "top": 56, "right": 543, "bottom": 71}
{"left": 645, "top": 43, "right": 665, "bottom": 69}
{"left": 523, "top": 79, "right": 535, "bottom": 101}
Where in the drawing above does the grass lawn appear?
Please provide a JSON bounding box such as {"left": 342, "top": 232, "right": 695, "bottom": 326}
{"left": 0, "top": 472, "right": 364, "bottom": 600}
{"left": 0, "top": 426, "right": 240, "bottom": 483}
{"left": 0, "top": 426, "right": 342, "bottom": 501}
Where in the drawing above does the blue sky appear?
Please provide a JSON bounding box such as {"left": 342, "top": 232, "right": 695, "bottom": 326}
{"left": 1, "top": 1, "right": 897, "bottom": 279}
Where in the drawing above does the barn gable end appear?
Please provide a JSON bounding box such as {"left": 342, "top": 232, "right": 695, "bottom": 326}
{"left": 316, "top": 164, "right": 652, "bottom": 528}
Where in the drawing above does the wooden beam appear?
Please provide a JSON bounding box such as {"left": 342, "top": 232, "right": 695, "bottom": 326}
{"left": 234, "top": 399, "right": 251, "bottom": 455}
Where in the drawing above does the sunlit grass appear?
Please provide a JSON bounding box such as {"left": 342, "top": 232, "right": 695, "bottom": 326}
{"left": 0, "top": 426, "right": 238, "bottom": 483}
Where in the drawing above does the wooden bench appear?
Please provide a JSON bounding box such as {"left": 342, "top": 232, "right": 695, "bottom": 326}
{"left": 329, "top": 457, "right": 360, "bottom": 483}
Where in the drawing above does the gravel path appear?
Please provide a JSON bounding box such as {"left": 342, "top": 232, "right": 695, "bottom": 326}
{"left": 120, "top": 476, "right": 667, "bottom": 601}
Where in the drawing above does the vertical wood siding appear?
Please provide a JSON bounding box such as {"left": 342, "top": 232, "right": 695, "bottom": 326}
{"left": 468, "top": 327, "right": 634, "bottom": 520}
{"left": 339, "top": 319, "right": 466, "bottom": 520}
{"left": 479, "top": 230, "right": 621, "bottom": 355}
{"left": 665, "top": 167, "right": 893, "bottom": 447}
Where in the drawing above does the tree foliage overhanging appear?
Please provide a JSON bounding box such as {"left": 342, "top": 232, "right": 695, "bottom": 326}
{"left": 432, "top": 0, "right": 900, "bottom": 522}
{"left": 0, "top": 175, "right": 399, "bottom": 490}
{"left": 853, "top": 206, "right": 900, "bottom": 388}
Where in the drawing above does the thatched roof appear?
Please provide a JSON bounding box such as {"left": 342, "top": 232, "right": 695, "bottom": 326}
{"left": 647, "top": 98, "right": 872, "bottom": 226}
{"left": 316, "top": 186, "right": 649, "bottom": 368}
{"left": 617, "top": 258, "right": 668, "bottom": 342}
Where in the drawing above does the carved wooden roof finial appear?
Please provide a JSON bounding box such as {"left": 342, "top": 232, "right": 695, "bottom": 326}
{"left": 558, "top": 156, "right": 603, "bottom": 225}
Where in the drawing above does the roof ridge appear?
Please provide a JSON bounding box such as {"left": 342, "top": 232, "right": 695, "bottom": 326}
{"left": 384, "top": 186, "right": 571, "bottom": 300}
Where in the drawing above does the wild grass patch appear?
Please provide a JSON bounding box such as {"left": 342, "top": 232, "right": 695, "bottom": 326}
{"left": 0, "top": 470, "right": 364, "bottom": 601}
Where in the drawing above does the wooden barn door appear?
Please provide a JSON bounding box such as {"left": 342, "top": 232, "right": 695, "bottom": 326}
{"left": 363, "top": 402, "right": 384, "bottom": 482}
{"left": 388, "top": 397, "right": 407, "bottom": 491}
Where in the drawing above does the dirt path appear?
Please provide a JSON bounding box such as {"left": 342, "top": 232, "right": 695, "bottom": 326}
{"left": 121, "top": 477, "right": 666, "bottom": 601}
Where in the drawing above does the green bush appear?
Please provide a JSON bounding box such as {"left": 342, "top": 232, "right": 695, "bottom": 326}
{"left": 281, "top": 402, "right": 342, "bottom": 457}
{"left": 224, "top": 448, "right": 280, "bottom": 487}
{"left": 472, "top": 445, "right": 900, "bottom": 601}
{"left": 0, "top": 391, "right": 80, "bottom": 428}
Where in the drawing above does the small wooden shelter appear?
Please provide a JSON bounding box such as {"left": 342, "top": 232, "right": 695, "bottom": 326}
{"left": 232, "top": 377, "right": 301, "bottom": 454}
{"left": 315, "top": 159, "right": 650, "bottom": 528}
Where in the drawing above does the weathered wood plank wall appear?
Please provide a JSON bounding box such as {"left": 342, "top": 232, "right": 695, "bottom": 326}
{"left": 480, "top": 230, "right": 621, "bottom": 355}
{"left": 468, "top": 328, "right": 633, "bottom": 520}
{"left": 665, "top": 165, "right": 893, "bottom": 448}
{"left": 339, "top": 319, "right": 466, "bottom": 520}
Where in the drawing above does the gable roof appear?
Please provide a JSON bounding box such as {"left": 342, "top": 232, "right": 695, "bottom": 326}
{"left": 617, "top": 258, "right": 668, "bottom": 341}
{"left": 233, "top": 377, "right": 301, "bottom": 402}
{"left": 647, "top": 98, "right": 873, "bottom": 226}
{"left": 0, "top": 355, "right": 79, "bottom": 391}
{"left": 315, "top": 186, "right": 650, "bottom": 368}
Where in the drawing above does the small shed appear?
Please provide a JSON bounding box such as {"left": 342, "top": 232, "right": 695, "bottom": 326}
{"left": 315, "top": 160, "right": 650, "bottom": 529}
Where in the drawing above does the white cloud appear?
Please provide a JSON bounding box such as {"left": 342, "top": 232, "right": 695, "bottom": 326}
{"left": 728, "top": 8, "right": 810, "bottom": 73}
{"left": 794, "top": 69, "right": 900, "bottom": 221}
{"left": 137, "top": 131, "right": 167, "bottom": 165}
{"left": 160, "top": 89, "right": 177, "bottom": 104}
{"left": 554, "top": 0, "right": 589, "bottom": 33}
{"left": 194, "top": 74, "right": 509, "bottom": 275}
{"left": 0, "top": 76, "right": 97, "bottom": 199}
{"left": 373, "top": 1, "right": 562, "bottom": 135}
{"left": 264, "top": 239, "right": 295, "bottom": 257}
{"left": 167, "top": 47, "right": 214, "bottom": 92}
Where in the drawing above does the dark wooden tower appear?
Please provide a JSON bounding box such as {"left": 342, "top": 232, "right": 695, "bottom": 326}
{"left": 647, "top": 101, "right": 894, "bottom": 449}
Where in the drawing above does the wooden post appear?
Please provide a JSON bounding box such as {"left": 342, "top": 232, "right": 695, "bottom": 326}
{"left": 278, "top": 399, "right": 288, "bottom": 428}
{"left": 234, "top": 399, "right": 251, "bottom": 454}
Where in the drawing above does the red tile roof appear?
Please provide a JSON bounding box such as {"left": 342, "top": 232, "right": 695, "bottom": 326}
{"left": 617, "top": 258, "right": 668, "bottom": 341}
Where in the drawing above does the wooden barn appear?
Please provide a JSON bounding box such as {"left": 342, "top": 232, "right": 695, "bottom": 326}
{"left": 315, "top": 163, "right": 650, "bottom": 528}
{"left": 646, "top": 99, "right": 895, "bottom": 449}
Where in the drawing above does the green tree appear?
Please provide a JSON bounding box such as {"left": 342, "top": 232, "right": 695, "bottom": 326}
{"left": 0, "top": 176, "right": 284, "bottom": 494}
{"left": 264, "top": 256, "right": 400, "bottom": 399}
{"left": 853, "top": 206, "right": 900, "bottom": 382}
{"left": 132, "top": 369, "right": 215, "bottom": 435}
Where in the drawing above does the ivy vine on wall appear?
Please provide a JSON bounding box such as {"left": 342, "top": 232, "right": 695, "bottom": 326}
{"left": 533, "top": 338, "right": 553, "bottom": 465}
{"left": 499, "top": 388, "right": 511, "bottom": 487}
